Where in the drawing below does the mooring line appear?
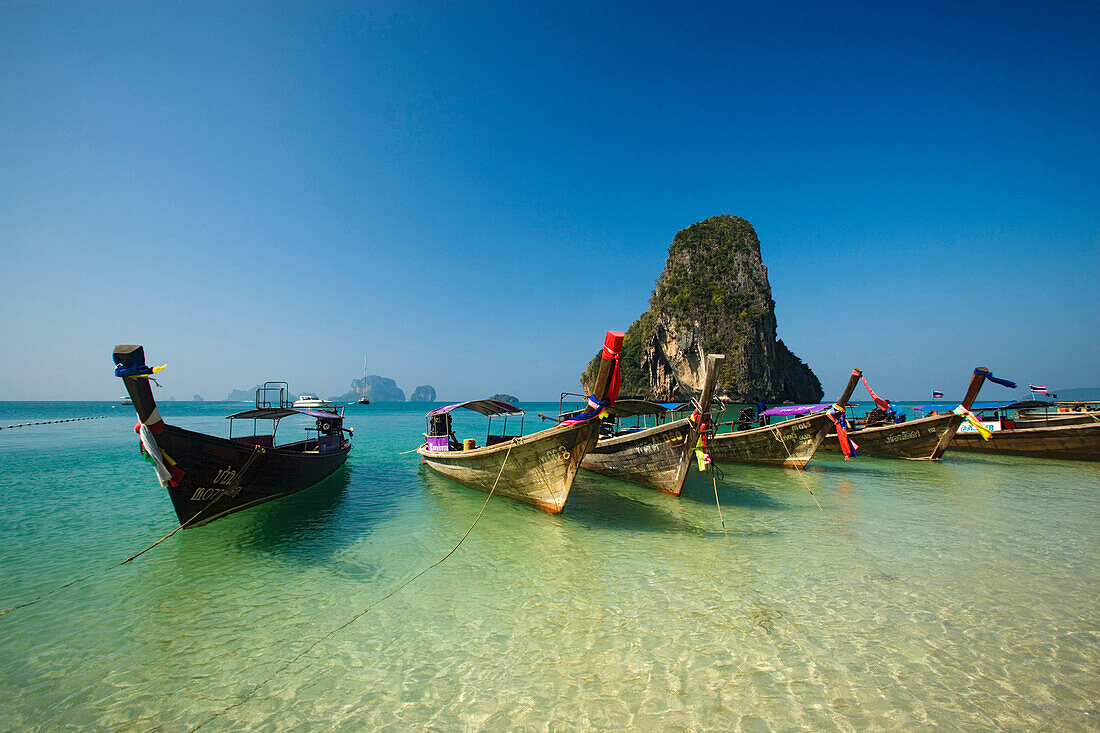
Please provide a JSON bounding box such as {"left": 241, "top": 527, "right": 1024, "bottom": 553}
{"left": 0, "top": 491, "right": 230, "bottom": 617}
{"left": 774, "top": 427, "right": 823, "bottom": 511}
{"left": 192, "top": 439, "right": 517, "bottom": 731}
{"left": 710, "top": 469, "right": 730, "bottom": 541}
{"left": 699, "top": 417, "right": 730, "bottom": 541}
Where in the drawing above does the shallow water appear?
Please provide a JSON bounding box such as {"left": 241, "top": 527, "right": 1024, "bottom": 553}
{"left": 1, "top": 401, "right": 1097, "bottom": 730}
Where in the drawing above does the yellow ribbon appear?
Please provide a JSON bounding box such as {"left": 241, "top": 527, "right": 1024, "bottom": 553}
{"left": 695, "top": 435, "right": 710, "bottom": 471}
{"left": 954, "top": 405, "right": 993, "bottom": 440}
{"left": 131, "top": 364, "right": 167, "bottom": 378}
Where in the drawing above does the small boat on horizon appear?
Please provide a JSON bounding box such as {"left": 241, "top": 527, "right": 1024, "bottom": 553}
{"left": 114, "top": 344, "right": 353, "bottom": 527}
{"left": 415, "top": 331, "right": 624, "bottom": 513}
{"left": 357, "top": 397, "right": 370, "bottom": 404}
{"left": 292, "top": 394, "right": 335, "bottom": 410}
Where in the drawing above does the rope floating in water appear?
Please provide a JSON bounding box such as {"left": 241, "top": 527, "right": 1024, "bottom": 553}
{"left": 1, "top": 416, "right": 105, "bottom": 430}
{"left": 193, "top": 439, "right": 519, "bottom": 730}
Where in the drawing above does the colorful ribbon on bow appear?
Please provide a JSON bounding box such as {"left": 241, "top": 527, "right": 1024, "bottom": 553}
{"left": 695, "top": 434, "right": 711, "bottom": 471}
{"left": 691, "top": 407, "right": 714, "bottom": 470}
{"left": 827, "top": 405, "right": 858, "bottom": 459}
{"left": 562, "top": 396, "right": 610, "bottom": 424}
{"left": 860, "top": 375, "right": 890, "bottom": 411}
{"left": 562, "top": 341, "right": 621, "bottom": 424}
{"left": 115, "top": 363, "right": 167, "bottom": 379}
{"left": 135, "top": 422, "right": 184, "bottom": 486}
{"left": 953, "top": 404, "right": 993, "bottom": 440}
{"left": 981, "top": 370, "right": 1017, "bottom": 389}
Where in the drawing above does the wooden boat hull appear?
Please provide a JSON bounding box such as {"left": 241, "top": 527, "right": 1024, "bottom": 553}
{"left": 417, "top": 419, "right": 600, "bottom": 513}
{"left": 950, "top": 422, "right": 1100, "bottom": 461}
{"left": 708, "top": 412, "right": 831, "bottom": 468}
{"left": 154, "top": 425, "right": 352, "bottom": 526}
{"left": 581, "top": 418, "right": 696, "bottom": 495}
{"left": 819, "top": 412, "right": 964, "bottom": 460}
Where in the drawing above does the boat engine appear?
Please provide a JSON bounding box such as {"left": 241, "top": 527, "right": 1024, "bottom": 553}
{"left": 736, "top": 407, "right": 756, "bottom": 431}
{"left": 863, "top": 407, "right": 889, "bottom": 427}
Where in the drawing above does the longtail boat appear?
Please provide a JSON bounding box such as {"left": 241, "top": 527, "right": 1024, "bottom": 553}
{"left": 819, "top": 368, "right": 992, "bottom": 460}
{"left": 707, "top": 369, "right": 863, "bottom": 468}
{"left": 939, "top": 400, "right": 1100, "bottom": 461}
{"left": 113, "top": 344, "right": 352, "bottom": 527}
{"left": 416, "top": 331, "right": 624, "bottom": 513}
{"left": 1013, "top": 401, "right": 1100, "bottom": 429}
{"left": 576, "top": 353, "right": 724, "bottom": 495}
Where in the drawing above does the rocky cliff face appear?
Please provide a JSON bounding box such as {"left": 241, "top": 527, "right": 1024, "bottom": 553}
{"left": 340, "top": 375, "right": 406, "bottom": 402}
{"left": 584, "top": 215, "right": 822, "bottom": 403}
{"left": 410, "top": 385, "right": 437, "bottom": 402}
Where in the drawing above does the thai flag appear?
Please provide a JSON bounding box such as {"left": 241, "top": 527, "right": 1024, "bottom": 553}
{"left": 932, "top": 390, "right": 943, "bottom": 399}
{"left": 1029, "top": 383, "right": 1048, "bottom": 393}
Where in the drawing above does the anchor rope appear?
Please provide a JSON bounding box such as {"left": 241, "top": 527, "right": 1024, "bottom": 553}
{"left": 773, "top": 423, "right": 824, "bottom": 512}
{"left": 703, "top": 411, "right": 787, "bottom": 632}
{"left": 0, "top": 491, "right": 232, "bottom": 617}
{"left": 696, "top": 414, "right": 729, "bottom": 539}
{"left": 710, "top": 468, "right": 728, "bottom": 540}
{"left": 0, "top": 445, "right": 269, "bottom": 615}
{"left": 192, "top": 439, "right": 518, "bottom": 731}
{"left": 119, "top": 448, "right": 262, "bottom": 564}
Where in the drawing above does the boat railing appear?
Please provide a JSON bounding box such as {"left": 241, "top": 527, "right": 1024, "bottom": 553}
{"left": 487, "top": 412, "right": 523, "bottom": 445}
{"left": 257, "top": 382, "right": 290, "bottom": 409}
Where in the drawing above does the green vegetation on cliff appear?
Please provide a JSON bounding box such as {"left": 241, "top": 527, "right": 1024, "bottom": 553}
{"left": 584, "top": 215, "right": 822, "bottom": 402}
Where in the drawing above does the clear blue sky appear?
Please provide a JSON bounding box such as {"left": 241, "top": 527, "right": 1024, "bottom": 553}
{"left": 2, "top": 1, "right": 1097, "bottom": 402}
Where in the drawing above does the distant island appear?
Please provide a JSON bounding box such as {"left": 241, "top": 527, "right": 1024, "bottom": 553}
{"left": 227, "top": 375, "right": 442, "bottom": 404}
{"left": 410, "top": 385, "right": 437, "bottom": 402}
{"left": 332, "top": 375, "right": 406, "bottom": 402}
{"left": 193, "top": 394, "right": 204, "bottom": 402}
{"left": 225, "top": 386, "right": 299, "bottom": 402}
{"left": 491, "top": 393, "right": 519, "bottom": 403}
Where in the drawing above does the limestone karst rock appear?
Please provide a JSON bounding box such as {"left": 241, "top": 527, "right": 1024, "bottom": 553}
{"left": 583, "top": 215, "right": 822, "bottom": 403}
{"left": 410, "top": 385, "right": 437, "bottom": 402}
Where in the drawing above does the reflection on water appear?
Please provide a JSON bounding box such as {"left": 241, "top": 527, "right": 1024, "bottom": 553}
{"left": 227, "top": 467, "right": 359, "bottom": 560}
{"left": 0, "top": 403, "right": 1097, "bottom": 730}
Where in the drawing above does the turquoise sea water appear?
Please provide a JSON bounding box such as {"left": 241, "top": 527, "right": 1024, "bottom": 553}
{"left": 1, "top": 401, "right": 1097, "bottom": 730}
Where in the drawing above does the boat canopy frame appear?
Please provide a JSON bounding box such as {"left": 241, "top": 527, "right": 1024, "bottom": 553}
{"left": 556, "top": 392, "right": 671, "bottom": 436}
{"left": 423, "top": 399, "right": 525, "bottom": 450}
{"left": 225, "top": 382, "right": 346, "bottom": 445}
{"left": 912, "top": 399, "right": 1056, "bottom": 414}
